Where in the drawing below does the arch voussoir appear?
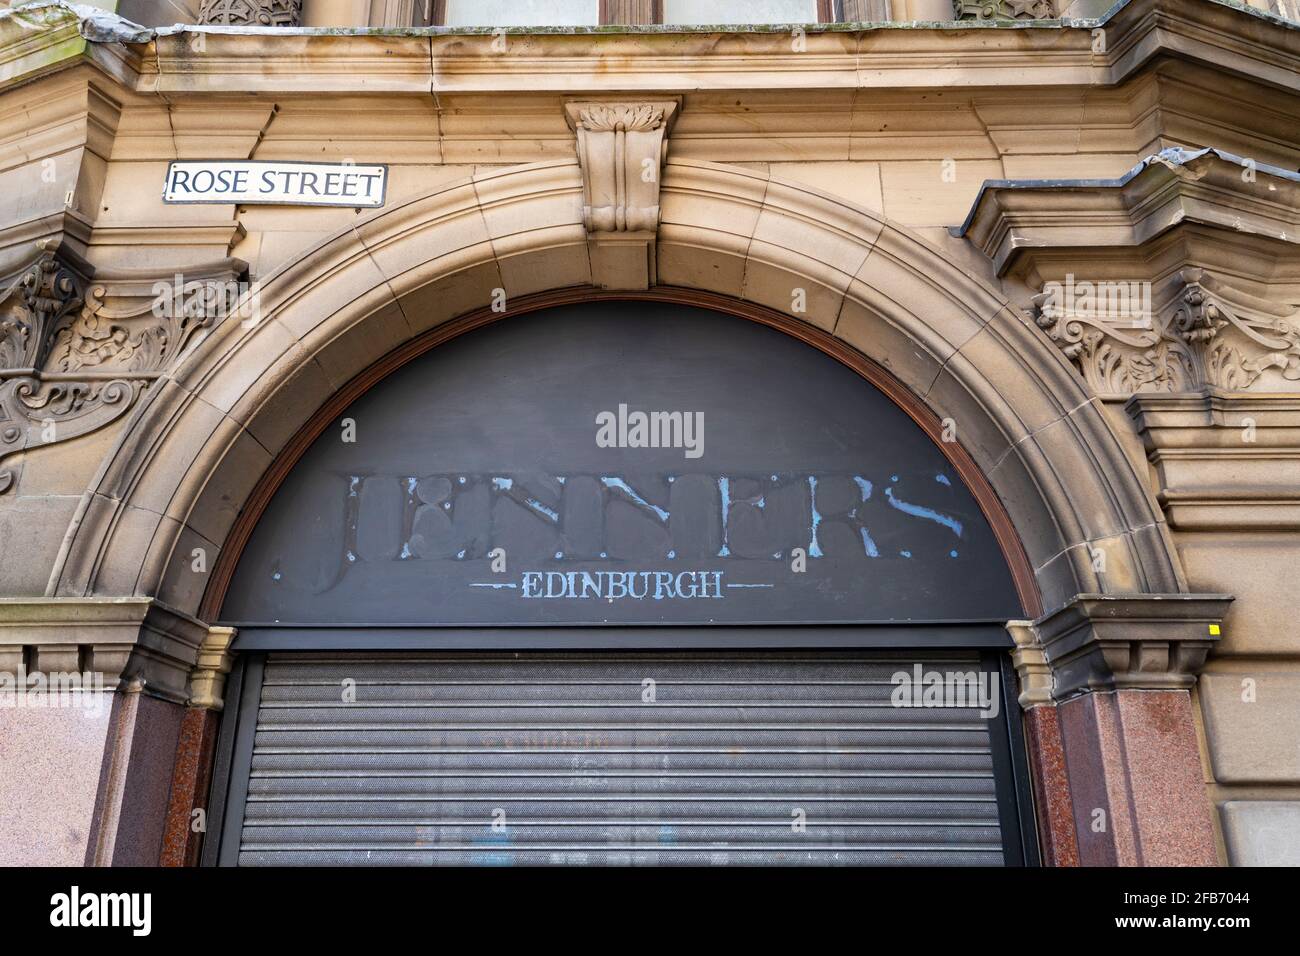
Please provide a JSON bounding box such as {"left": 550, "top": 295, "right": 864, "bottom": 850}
{"left": 48, "top": 158, "right": 1184, "bottom": 622}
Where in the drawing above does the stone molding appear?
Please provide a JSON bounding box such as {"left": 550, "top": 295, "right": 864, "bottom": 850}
{"left": 1020, "top": 593, "right": 1234, "bottom": 702}
{"left": 959, "top": 147, "right": 1300, "bottom": 278}
{"left": 0, "top": 597, "right": 212, "bottom": 704}
{"left": 1127, "top": 390, "right": 1300, "bottom": 530}
{"left": 566, "top": 100, "right": 677, "bottom": 235}
{"left": 4, "top": 1, "right": 1299, "bottom": 98}
{"left": 39, "top": 158, "right": 1183, "bottom": 624}
{"left": 959, "top": 147, "right": 1300, "bottom": 397}
{"left": 188, "top": 625, "right": 236, "bottom": 710}
{"left": 0, "top": 244, "right": 249, "bottom": 495}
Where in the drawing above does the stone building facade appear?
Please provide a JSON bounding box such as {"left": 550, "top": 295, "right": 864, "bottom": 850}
{"left": 0, "top": 0, "right": 1297, "bottom": 866}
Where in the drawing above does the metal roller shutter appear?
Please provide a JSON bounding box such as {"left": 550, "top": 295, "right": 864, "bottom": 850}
{"left": 234, "top": 651, "right": 1011, "bottom": 866}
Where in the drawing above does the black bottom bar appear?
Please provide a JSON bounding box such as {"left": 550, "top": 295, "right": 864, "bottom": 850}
{"left": 3, "top": 867, "right": 1278, "bottom": 942}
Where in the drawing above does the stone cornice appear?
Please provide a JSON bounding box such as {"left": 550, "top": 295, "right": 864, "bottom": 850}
{"left": 958, "top": 147, "right": 1300, "bottom": 277}
{"left": 1127, "top": 389, "right": 1300, "bottom": 529}
{"left": 2, "top": 0, "right": 1297, "bottom": 97}
{"left": 0, "top": 596, "right": 213, "bottom": 704}
{"left": 1026, "top": 593, "right": 1234, "bottom": 702}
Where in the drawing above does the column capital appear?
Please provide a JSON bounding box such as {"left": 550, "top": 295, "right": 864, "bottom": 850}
{"left": 1007, "top": 620, "right": 1054, "bottom": 708}
{"left": 1015, "top": 593, "right": 1233, "bottom": 702}
{"left": 188, "top": 626, "right": 237, "bottom": 711}
{"left": 0, "top": 597, "right": 213, "bottom": 705}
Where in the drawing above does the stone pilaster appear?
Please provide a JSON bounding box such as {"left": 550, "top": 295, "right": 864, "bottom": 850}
{"left": 0, "top": 597, "right": 224, "bottom": 865}
{"left": 1009, "top": 593, "right": 1231, "bottom": 866}
{"left": 159, "top": 626, "right": 237, "bottom": 866}
{"left": 1127, "top": 391, "right": 1300, "bottom": 533}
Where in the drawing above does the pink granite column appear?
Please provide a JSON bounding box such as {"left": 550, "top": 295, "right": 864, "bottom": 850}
{"left": 1022, "top": 705, "right": 1081, "bottom": 866}
{"left": 85, "top": 683, "right": 187, "bottom": 865}
{"left": 0, "top": 598, "right": 210, "bottom": 866}
{"left": 1024, "top": 594, "right": 1231, "bottom": 867}
{"left": 159, "top": 706, "right": 219, "bottom": 866}
{"left": 1058, "top": 689, "right": 1217, "bottom": 866}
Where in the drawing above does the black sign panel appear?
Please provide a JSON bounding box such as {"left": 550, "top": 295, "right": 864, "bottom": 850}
{"left": 221, "top": 302, "right": 1019, "bottom": 624}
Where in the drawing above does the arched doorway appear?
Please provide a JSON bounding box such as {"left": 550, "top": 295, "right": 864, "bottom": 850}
{"left": 202, "top": 299, "right": 1039, "bottom": 865}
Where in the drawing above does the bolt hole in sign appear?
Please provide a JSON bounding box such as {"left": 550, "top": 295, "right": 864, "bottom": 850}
{"left": 163, "top": 161, "right": 388, "bottom": 207}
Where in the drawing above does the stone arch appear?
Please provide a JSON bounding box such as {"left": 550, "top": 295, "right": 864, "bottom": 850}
{"left": 45, "top": 157, "right": 1185, "bottom": 620}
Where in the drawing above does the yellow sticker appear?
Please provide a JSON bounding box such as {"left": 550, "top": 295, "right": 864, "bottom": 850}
{"left": 1209, "top": 624, "right": 1221, "bottom": 636}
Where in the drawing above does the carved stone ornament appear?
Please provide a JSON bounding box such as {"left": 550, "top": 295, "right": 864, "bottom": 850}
{"left": 0, "top": 243, "right": 249, "bottom": 494}
{"left": 565, "top": 101, "right": 678, "bottom": 235}
{"left": 0, "top": 240, "right": 85, "bottom": 372}
{"left": 954, "top": 0, "right": 1056, "bottom": 20}
{"left": 197, "top": 0, "right": 303, "bottom": 27}
{"left": 1031, "top": 268, "right": 1300, "bottom": 397}
{"left": 188, "top": 626, "right": 237, "bottom": 711}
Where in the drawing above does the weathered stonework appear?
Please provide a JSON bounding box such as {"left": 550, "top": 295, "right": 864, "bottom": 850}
{"left": 1026, "top": 593, "right": 1232, "bottom": 699}
{"left": 1, "top": 0, "right": 1298, "bottom": 867}
{"left": 0, "top": 597, "right": 212, "bottom": 704}
{"left": 187, "top": 625, "right": 235, "bottom": 710}
{"left": 567, "top": 101, "right": 677, "bottom": 234}
{"left": 565, "top": 99, "right": 678, "bottom": 290}
{"left": 1006, "top": 595, "right": 1231, "bottom": 866}
{"left": 1127, "top": 390, "right": 1300, "bottom": 531}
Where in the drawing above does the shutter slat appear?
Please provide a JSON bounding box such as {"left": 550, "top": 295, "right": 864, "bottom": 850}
{"left": 237, "top": 652, "right": 1006, "bottom": 866}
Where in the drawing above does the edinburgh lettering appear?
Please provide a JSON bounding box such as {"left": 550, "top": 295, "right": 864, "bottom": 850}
{"left": 517, "top": 569, "right": 724, "bottom": 600}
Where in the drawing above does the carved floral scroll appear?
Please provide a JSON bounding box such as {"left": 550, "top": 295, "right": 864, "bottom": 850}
{"left": 0, "top": 242, "right": 248, "bottom": 494}
{"left": 1032, "top": 269, "right": 1300, "bottom": 397}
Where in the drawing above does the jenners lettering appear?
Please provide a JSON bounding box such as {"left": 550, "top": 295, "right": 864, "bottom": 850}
{"left": 307, "top": 470, "right": 968, "bottom": 593}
